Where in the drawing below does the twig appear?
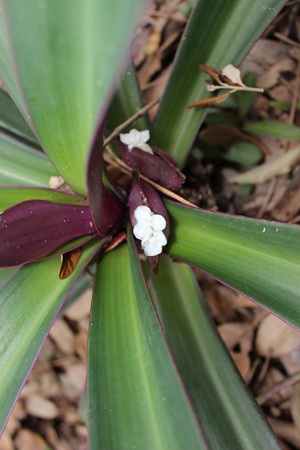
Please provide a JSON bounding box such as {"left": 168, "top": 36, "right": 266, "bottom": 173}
{"left": 104, "top": 98, "right": 160, "bottom": 146}
{"left": 207, "top": 85, "right": 264, "bottom": 93}
{"left": 256, "top": 370, "right": 300, "bottom": 406}
{"left": 274, "top": 32, "right": 300, "bottom": 50}
{"left": 103, "top": 147, "right": 197, "bottom": 208}
{"left": 289, "top": 49, "right": 300, "bottom": 125}
{"left": 256, "top": 179, "right": 278, "bottom": 218}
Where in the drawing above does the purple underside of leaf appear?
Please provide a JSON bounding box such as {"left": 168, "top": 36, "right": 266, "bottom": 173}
{"left": 0, "top": 200, "right": 96, "bottom": 267}
{"left": 117, "top": 139, "right": 185, "bottom": 191}
{"left": 87, "top": 127, "right": 125, "bottom": 236}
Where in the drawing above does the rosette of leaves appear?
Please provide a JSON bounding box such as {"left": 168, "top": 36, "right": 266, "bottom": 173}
{"left": 0, "top": 1, "right": 297, "bottom": 449}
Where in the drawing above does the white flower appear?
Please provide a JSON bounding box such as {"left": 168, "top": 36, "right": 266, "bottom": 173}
{"left": 221, "top": 64, "right": 245, "bottom": 87}
{"left": 133, "top": 205, "right": 167, "bottom": 256}
{"left": 119, "top": 129, "right": 153, "bottom": 154}
{"left": 141, "top": 230, "right": 167, "bottom": 257}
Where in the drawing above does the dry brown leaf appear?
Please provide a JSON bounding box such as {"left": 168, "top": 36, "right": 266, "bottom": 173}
{"left": 230, "top": 351, "right": 251, "bottom": 380}
{"left": 281, "top": 348, "right": 300, "bottom": 375}
{"left": 49, "top": 176, "right": 65, "bottom": 189}
{"left": 258, "top": 367, "right": 291, "bottom": 405}
{"left": 258, "top": 57, "right": 295, "bottom": 89}
{"left": 146, "top": 29, "right": 162, "bottom": 56}
{"left": 234, "top": 294, "right": 259, "bottom": 309}
{"left": 272, "top": 186, "right": 300, "bottom": 221}
{"left": 25, "top": 395, "right": 59, "bottom": 420}
{"left": 218, "top": 322, "right": 252, "bottom": 350}
{"left": 241, "top": 39, "right": 291, "bottom": 74}
{"left": 14, "top": 429, "right": 48, "bottom": 450}
{"left": 36, "top": 339, "right": 56, "bottom": 364}
{"left": 59, "top": 248, "right": 82, "bottom": 279}
{"left": 200, "top": 124, "right": 269, "bottom": 155}
{"left": 0, "top": 433, "right": 14, "bottom": 450}
{"left": 291, "top": 385, "right": 300, "bottom": 433}
{"left": 269, "top": 84, "right": 293, "bottom": 104}
{"left": 142, "top": 65, "right": 172, "bottom": 120}
{"left": 208, "top": 285, "right": 237, "bottom": 323}
{"left": 74, "top": 329, "right": 88, "bottom": 363}
{"left": 64, "top": 289, "right": 92, "bottom": 321}
{"left": 60, "top": 363, "right": 86, "bottom": 401}
{"left": 256, "top": 315, "right": 300, "bottom": 358}
{"left": 49, "top": 319, "right": 75, "bottom": 356}
{"left": 267, "top": 416, "right": 300, "bottom": 448}
{"left": 138, "top": 55, "right": 162, "bottom": 86}
{"left": 229, "top": 146, "right": 300, "bottom": 184}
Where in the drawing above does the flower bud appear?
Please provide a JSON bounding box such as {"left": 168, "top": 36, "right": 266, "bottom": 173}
{"left": 117, "top": 132, "right": 185, "bottom": 191}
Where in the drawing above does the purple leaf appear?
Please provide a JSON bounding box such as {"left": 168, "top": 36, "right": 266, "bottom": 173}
{"left": 0, "top": 200, "right": 96, "bottom": 267}
{"left": 87, "top": 127, "right": 125, "bottom": 236}
{"left": 117, "top": 138, "right": 185, "bottom": 191}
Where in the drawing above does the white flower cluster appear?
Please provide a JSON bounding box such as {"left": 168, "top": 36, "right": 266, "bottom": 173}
{"left": 119, "top": 129, "right": 153, "bottom": 155}
{"left": 133, "top": 205, "right": 167, "bottom": 257}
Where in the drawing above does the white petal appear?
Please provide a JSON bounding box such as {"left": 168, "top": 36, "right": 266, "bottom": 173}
{"left": 138, "top": 143, "right": 153, "bottom": 154}
{"left": 143, "top": 242, "right": 163, "bottom": 257}
{"left": 151, "top": 214, "right": 166, "bottom": 231}
{"left": 154, "top": 230, "right": 167, "bottom": 246}
{"left": 141, "top": 230, "right": 167, "bottom": 256}
{"left": 139, "top": 130, "right": 150, "bottom": 143}
{"left": 119, "top": 133, "right": 132, "bottom": 145}
{"left": 119, "top": 129, "right": 153, "bottom": 154}
{"left": 221, "top": 64, "right": 245, "bottom": 87}
{"left": 206, "top": 83, "right": 219, "bottom": 92}
{"left": 130, "top": 129, "right": 140, "bottom": 137}
{"left": 142, "top": 234, "right": 163, "bottom": 256}
{"left": 133, "top": 223, "right": 151, "bottom": 240}
{"left": 134, "top": 205, "right": 151, "bottom": 223}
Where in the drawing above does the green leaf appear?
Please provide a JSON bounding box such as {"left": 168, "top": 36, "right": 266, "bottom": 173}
{"left": 0, "top": 5, "right": 29, "bottom": 122}
{"left": 0, "top": 239, "right": 102, "bottom": 434}
{"left": 149, "top": 256, "right": 281, "bottom": 449}
{"left": 166, "top": 201, "right": 300, "bottom": 329}
{"left": 0, "top": 267, "right": 17, "bottom": 286}
{"left": 88, "top": 232, "right": 207, "bottom": 450}
{"left": 151, "top": 0, "right": 286, "bottom": 165}
{"left": 0, "top": 186, "right": 87, "bottom": 211}
{"left": 225, "top": 141, "right": 263, "bottom": 165}
{"left": 106, "top": 61, "right": 149, "bottom": 133}
{"left": 0, "top": 87, "right": 38, "bottom": 145}
{"left": 237, "top": 72, "right": 258, "bottom": 119}
{"left": 205, "top": 111, "right": 241, "bottom": 127}
{"left": 268, "top": 100, "right": 300, "bottom": 111}
{"left": 0, "top": 132, "right": 57, "bottom": 186}
{"left": 1, "top": 0, "right": 145, "bottom": 196}
{"left": 244, "top": 121, "right": 300, "bottom": 141}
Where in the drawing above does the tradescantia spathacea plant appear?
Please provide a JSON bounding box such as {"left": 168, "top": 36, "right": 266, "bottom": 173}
{"left": 0, "top": 0, "right": 298, "bottom": 448}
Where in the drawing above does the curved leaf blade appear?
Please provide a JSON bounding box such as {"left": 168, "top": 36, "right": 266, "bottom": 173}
{"left": 0, "top": 239, "right": 103, "bottom": 434}
{"left": 151, "top": 0, "right": 286, "bottom": 165}
{"left": 0, "top": 186, "right": 87, "bottom": 211}
{"left": 0, "top": 4, "right": 29, "bottom": 122}
{"left": 0, "top": 132, "right": 57, "bottom": 186}
{"left": 2, "top": 0, "right": 144, "bottom": 195}
{"left": 0, "top": 87, "right": 38, "bottom": 145}
{"left": 0, "top": 267, "right": 17, "bottom": 287}
{"left": 88, "top": 232, "right": 207, "bottom": 450}
{"left": 0, "top": 200, "right": 96, "bottom": 267}
{"left": 106, "top": 61, "right": 149, "bottom": 133}
{"left": 166, "top": 201, "right": 300, "bottom": 329}
{"left": 87, "top": 128, "right": 124, "bottom": 236}
{"left": 244, "top": 121, "right": 300, "bottom": 141}
{"left": 149, "top": 256, "right": 281, "bottom": 449}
